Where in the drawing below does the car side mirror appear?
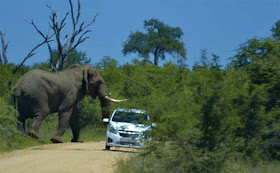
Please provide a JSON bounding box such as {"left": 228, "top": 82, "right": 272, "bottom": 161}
{"left": 103, "top": 118, "right": 109, "bottom": 123}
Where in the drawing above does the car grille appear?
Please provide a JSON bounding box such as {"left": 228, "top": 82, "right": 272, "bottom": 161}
{"left": 119, "top": 131, "right": 140, "bottom": 138}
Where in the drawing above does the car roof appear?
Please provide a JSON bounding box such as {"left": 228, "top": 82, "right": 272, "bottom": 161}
{"left": 114, "top": 108, "right": 147, "bottom": 114}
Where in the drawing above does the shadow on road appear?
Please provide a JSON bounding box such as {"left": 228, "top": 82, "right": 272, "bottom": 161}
{"left": 30, "top": 146, "right": 139, "bottom": 153}
{"left": 104, "top": 148, "right": 140, "bottom": 154}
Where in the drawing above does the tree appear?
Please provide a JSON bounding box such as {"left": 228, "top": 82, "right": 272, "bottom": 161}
{"left": 229, "top": 19, "right": 280, "bottom": 159}
{"left": 95, "top": 56, "right": 117, "bottom": 69}
{"left": 122, "top": 18, "right": 186, "bottom": 66}
{"left": 29, "top": 0, "right": 97, "bottom": 71}
{"left": 271, "top": 20, "right": 280, "bottom": 40}
{"left": 231, "top": 20, "right": 280, "bottom": 71}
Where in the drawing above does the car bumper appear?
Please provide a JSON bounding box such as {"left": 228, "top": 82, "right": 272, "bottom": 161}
{"left": 106, "top": 131, "right": 145, "bottom": 149}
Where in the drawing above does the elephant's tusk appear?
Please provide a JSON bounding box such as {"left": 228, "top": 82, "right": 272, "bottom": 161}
{"left": 104, "top": 96, "right": 127, "bottom": 103}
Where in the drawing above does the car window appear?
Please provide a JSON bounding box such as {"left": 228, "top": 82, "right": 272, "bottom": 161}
{"left": 112, "top": 111, "right": 149, "bottom": 124}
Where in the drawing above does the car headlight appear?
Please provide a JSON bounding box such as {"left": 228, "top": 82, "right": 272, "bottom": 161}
{"left": 109, "top": 124, "right": 118, "bottom": 134}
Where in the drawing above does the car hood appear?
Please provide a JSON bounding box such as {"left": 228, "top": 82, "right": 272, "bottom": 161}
{"left": 111, "top": 121, "right": 151, "bottom": 132}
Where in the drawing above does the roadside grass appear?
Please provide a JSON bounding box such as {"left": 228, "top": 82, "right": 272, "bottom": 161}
{"left": 0, "top": 115, "right": 106, "bottom": 154}
{"left": 37, "top": 115, "right": 106, "bottom": 143}
{"left": 115, "top": 155, "right": 167, "bottom": 173}
{"left": 0, "top": 132, "right": 43, "bottom": 154}
{"left": 115, "top": 153, "right": 280, "bottom": 173}
{"left": 222, "top": 160, "right": 280, "bottom": 173}
{"left": 60, "top": 126, "right": 106, "bottom": 142}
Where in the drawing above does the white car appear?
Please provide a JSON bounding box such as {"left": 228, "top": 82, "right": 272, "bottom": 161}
{"left": 103, "top": 108, "right": 154, "bottom": 150}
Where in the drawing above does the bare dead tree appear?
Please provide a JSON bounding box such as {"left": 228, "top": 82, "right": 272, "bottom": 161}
{"left": 0, "top": 29, "right": 52, "bottom": 73}
{"left": 12, "top": 27, "right": 53, "bottom": 74}
{"left": 0, "top": 30, "right": 8, "bottom": 65}
{"left": 25, "top": 20, "right": 56, "bottom": 71}
{"left": 30, "top": 0, "right": 98, "bottom": 71}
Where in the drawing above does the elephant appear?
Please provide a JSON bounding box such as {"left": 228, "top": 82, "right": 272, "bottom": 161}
{"left": 13, "top": 64, "right": 125, "bottom": 143}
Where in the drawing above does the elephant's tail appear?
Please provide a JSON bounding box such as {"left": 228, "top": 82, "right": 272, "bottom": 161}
{"left": 13, "top": 94, "right": 19, "bottom": 119}
{"left": 13, "top": 94, "right": 25, "bottom": 132}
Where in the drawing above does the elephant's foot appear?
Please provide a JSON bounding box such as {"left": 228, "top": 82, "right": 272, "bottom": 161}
{"left": 71, "top": 138, "right": 84, "bottom": 143}
{"left": 28, "top": 130, "right": 39, "bottom": 139}
{"left": 51, "top": 137, "right": 63, "bottom": 143}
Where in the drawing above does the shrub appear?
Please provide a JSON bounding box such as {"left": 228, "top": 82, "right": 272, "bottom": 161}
{"left": 0, "top": 97, "right": 40, "bottom": 153}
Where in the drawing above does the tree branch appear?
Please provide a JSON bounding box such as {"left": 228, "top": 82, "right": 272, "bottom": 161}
{"left": 60, "top": 12, "right": 69, "bottom": 29}
{"left": 13, "top": 20, "right": 54, "bottom": 73}
{"left": 25, "top": 20, "right": 56, "bottom": 70}
{"left": 0, "top": 30, "right": 9, "bottom": 65}
{"left": 58, "top": 1, "right": 97, "bottom": 70}
{"left": 33, "top": 0, "right": 98, "bottom": 71}
{"left": 13, "top": 39, "right": 52, "bottom": 74}
{"left": 69, "top": 0, "right": 77, "bottom": 31}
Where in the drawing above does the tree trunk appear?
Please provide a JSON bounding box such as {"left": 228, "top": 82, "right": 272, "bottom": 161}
{"left": 154, "top": 48, "right": 159, "bottom": 66}
{"left": 0, "top": 53, "right": 2, "bottom": 65}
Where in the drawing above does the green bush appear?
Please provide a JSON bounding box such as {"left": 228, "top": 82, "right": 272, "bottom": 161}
{"left": 78, "top": 96, "right": 103, "bottom": 128}
{"left": 0, "top": 97, "right": 41, "bottom": 153}
{"left": 112, "top": 59, "right": 280, "bottom": 172}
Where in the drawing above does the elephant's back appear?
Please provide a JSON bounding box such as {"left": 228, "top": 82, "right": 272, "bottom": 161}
{"left": 14, "top": 70, "right": 53, "bottom": 96}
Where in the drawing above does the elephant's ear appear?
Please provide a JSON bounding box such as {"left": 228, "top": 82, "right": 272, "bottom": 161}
{"left": 83, "top": 67, "right": 89, "bottom": 92}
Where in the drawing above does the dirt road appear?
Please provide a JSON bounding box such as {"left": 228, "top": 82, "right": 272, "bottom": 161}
{"left": 0, "top": 141, "right": 136, "bottom": 173}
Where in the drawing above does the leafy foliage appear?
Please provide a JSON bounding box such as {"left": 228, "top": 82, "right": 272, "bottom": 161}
{"left": 0, "top": 65, "right": 27, "bottom": 100}
{"left": 51, "top": 49, "right": 91, "bottom": 69}
{"left": 0, "top": 97, "right": 41, "bottom": 153}
{"left": 123, "top": 18, "right": 186, "bottom": 66}
{"left": 32, "top": 49, "right": 91, "bottom": 71}
{"left": 116, "top": 19, "right": 280, "bottom": 172}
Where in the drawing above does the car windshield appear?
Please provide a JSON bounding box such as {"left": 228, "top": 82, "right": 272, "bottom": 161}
{"left": 112, "top": 111, "right": 149, "bottom": 124}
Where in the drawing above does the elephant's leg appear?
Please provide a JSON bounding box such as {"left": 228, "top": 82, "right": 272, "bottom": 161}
{"left": 17, "top": 113, "right": 26, "bottom": 132}
{"left": 69, "top": 106, "right": 83, "bottom": 143}
{"left": 51, "top": 109, "right": 72, "bottom": 143}
{"left": 29, "top": 114, "right": 46, "bottom": 139}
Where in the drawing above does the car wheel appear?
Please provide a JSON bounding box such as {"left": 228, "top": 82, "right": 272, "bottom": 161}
{"left": 105, "top": 145, "right": 110, "bottom": 150}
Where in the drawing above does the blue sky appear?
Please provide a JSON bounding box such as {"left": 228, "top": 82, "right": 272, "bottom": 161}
{"left": 0, "top": 0, "right": 279, "bottom": 68}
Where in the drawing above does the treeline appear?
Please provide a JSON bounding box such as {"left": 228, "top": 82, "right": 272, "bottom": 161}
{"left": 113, "top": 20, "right": 280, "bottom": 172}
{"left": 0, "top": 20, "right": 280, "bottom": 172}
{"left": 111, "top": 56, "right": 280, "bottom": 172}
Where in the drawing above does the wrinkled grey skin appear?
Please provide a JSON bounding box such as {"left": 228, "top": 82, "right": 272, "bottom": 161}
{"left": 13, "top": 64, "right": 111, "bottom": 143}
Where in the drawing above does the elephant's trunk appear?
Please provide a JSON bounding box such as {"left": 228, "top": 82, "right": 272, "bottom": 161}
{"left": 99, "top": 97, "right": 111, "bottom": 119}
{"left": 99, "top": 96, "right": 126, "bottom": 120}
{"left": 97, "top": 83, "right": 126, "bottom": 119}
